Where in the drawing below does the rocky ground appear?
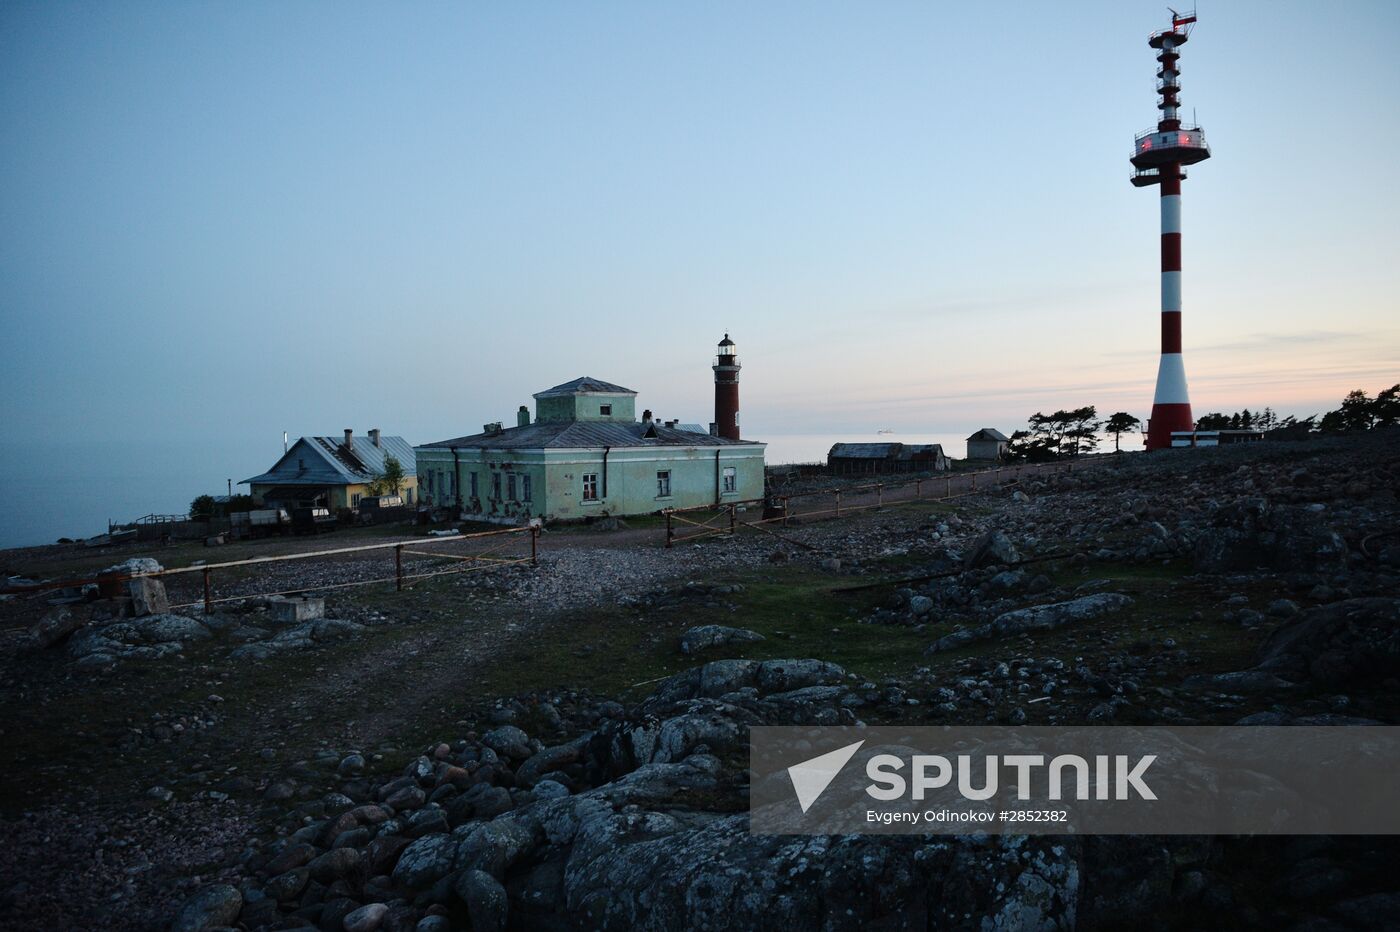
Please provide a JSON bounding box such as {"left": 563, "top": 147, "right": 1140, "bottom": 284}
{"left": 1, "top": 430, "right": 1398, "bottom": 930}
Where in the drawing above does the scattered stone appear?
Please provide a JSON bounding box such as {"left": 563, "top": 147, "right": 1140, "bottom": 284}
{"left": 454, "top": 869, "right": 507, "bottom": 932}
{"left": 170, "top": 884, "right": 242, "bottom": 932}
{"left": 679, "top": 624, "right": 766, "bottom": 655}
{"left": 20, "top": 605, "right": 89, "bottom": 650}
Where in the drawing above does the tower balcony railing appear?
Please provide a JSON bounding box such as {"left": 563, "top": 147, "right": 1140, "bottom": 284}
{"left": 1132, "top": 125, "right": 1207, "bottom": 158}
{"left": 1131, "top": 125, "right": 1211, "bottom": 168}
{"left": 1135, "top": 122, "right": 1201, "bottom": 143}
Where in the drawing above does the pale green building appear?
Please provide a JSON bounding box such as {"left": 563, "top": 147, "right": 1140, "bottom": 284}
{"left": 415, "top": 377, "right": 766, "bottom": 522}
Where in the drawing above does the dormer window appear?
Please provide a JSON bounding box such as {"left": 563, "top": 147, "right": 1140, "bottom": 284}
{"left": 600, "top": 404, "right": 612, "bottom": 416}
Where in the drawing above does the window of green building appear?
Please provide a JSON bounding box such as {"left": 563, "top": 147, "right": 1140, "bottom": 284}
{"left": 656, "top": 470, "right": 671, "bottom": 498}
{"left": 582, "top": 473, "right": 599, "bottom": 501}
{"left": 722, "top": 466, "right": 737, "bottom": 493}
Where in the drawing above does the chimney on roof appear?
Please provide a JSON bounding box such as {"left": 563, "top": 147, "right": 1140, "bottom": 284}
{"left": 517, "top": 406, "right": 530, "bottom": 428}
{"left": 369, "top": 428, "right": 381, "bottom": 448}
{"left": 344, "top": 429, "right": 353, "bottom": 450}
{"left": 642, "top": 409, "right": 653, "bottom": 424}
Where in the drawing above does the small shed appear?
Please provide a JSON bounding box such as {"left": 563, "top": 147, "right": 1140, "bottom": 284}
{"left": 966, "top": 428, "right": 1010, "bottom": 461}
{"left": 827, "top": 442, "right": 949, "bottom": 475}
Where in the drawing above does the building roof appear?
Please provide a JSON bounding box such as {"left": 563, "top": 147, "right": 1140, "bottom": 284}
{"left": 967, "top": 428, "right": 1010, "bottom": 442}
{"left": 243, "top": 435, "right": 417, "bottom": 486}
{"left": 829, "top": 442, "right": 945, "bottom": 460}
{"left": 533, "top": 376, "right": 637, "bottom": 398}
{"left": 829, "top": 442, "right": 899, "bottom": 459}
{"left": 896, "top": 444, "right": 946, "bottom": 461}
{"left": 419, "top": 420, "right": 760, "bottom": 451}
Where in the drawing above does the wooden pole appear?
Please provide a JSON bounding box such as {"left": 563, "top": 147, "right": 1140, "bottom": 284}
{"left": 729, "top": 504, "right": 736, "bottom": 535}
{"left": 395, "top": 544, "right": 404, "bottom": 591}
{"left": 666, "top": 511, "right": 673, "bottom": 548}
{"left": 202, "top": 568, "right": 212, "bottom": 614}
{"left": 531, "top": 526, "right": 538, "bottom": 565}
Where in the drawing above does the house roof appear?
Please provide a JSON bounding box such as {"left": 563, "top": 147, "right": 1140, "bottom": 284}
{"left": 533, "top": 376, "right": 637, "bottom": 398}
{"left": 419, "top": 420, "right": 760, "bottom": 451}
{"left": 243, "top": 435, "right": 417, "bottom": 486}
{"left": 829, "top": 442, "right": 945, "bottom": 460}
{"left": 967, "top": 428, "right": 1010, "bottom": 442}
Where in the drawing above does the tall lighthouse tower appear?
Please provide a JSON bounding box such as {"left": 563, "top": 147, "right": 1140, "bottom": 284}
{"left": 1131, "top": 9, "right": 1211, "bottom": 451}
{"left": 712, "top": 334, "right": 741, "bottom": 440}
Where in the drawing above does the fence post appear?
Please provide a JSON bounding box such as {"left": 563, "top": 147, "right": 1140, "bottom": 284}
{"left": 835, "top": 489, "right": 841, "bottom": 517}
{"left": 531, "top": 525, "right": 539, "bottom": 566}
{"left": 877, "top": 483, "right": 883, "bottom": 508}
{"left": 395, "top": 544, "right": 404, "bottom": 592}
{"left": 971, "top": 471, "right": 977, "bottom": 492}
{"left": 915, "top": 478, "right": 922, "bottom": 500}
{"left": 202, "top": 568, "right": 212, "bottom": 614}
{"left": 729, "top": 504, "right": 736, "bottom": 535}
{"left": 781, "top": 496, "right": 790, "bottom": 527}
{"left": 666, "top": 511, "right": 674, "bottom": 548}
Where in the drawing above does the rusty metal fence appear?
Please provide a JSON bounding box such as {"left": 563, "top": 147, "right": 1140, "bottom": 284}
{"left": 663, "top": 460, "right": 1090, "bottom": 547}
{"left": 3, "top": 524, "right": 541, "bottom": 613}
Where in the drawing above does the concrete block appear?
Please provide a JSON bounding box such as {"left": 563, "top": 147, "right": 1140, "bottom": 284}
{"left": 270, "top": 596, "right": 325, "bottom": 624}
{"left": 127, "top": 576, "right": 170, "bottom": 617}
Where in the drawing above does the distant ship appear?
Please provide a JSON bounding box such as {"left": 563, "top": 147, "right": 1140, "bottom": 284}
{"left": 876, "top": 428, "right": 895, "bottom": 435}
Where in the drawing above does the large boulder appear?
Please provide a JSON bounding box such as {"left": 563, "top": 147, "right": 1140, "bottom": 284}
{"left": 481, "top": 725, "right": 533, "bottom": 760}
{"left": 963, "top": 529, "right": 1021, "bottom": 569}
{"left": 516, "top": 736, "right": 590, "bottom": 789}
{"left": 928, "top": 593, "right": 1134, "bottom": 653}
{"left": 391, "top": 832, "right": 458, "bottom": 889}
{"left": 642, "top": 659, "right": 848, "bottom": 711}
{"left": 101, "top": 557, "right": 164, "bottom": 577}
{"left": 20, "top": 606, "right": 89, "bottom": 650}
{"left": 170, "top": 883, "right": 242, "bottom": 932}
{"left": 1252, "top": 598, "right": 1400, "bottom": 687}
{"left": 1194, "top": 501, "right": 1347, "bottom": 574}
{"left": 679, "top": 625, "right": 765, "bottom": 655}
{"left": 455, "top": 869, "right": 508, "bottom": 932}
{"left": 136, "top": 614, "right": 212, "bottom": 643}
{"left": 558, "top": 810, "right": 1080, "bottom": 930}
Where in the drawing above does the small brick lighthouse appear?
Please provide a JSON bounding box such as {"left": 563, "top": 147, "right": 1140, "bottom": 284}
{"left": 712, "top": 333, "right": 741, "bottom": 440}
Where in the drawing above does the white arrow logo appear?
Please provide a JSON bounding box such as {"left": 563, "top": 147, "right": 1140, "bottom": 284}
{"left": 786, "top": 740, "right": 865, "bottom": 813}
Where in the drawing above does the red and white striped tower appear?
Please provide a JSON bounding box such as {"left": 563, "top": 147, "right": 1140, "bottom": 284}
{"left": 1130, "top": 10, "right": 1211, "bottom": 450}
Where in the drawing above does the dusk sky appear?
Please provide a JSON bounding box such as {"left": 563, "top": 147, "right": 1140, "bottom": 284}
{"left": 2, "top": 0, "right": 1397, "bottom": 545}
